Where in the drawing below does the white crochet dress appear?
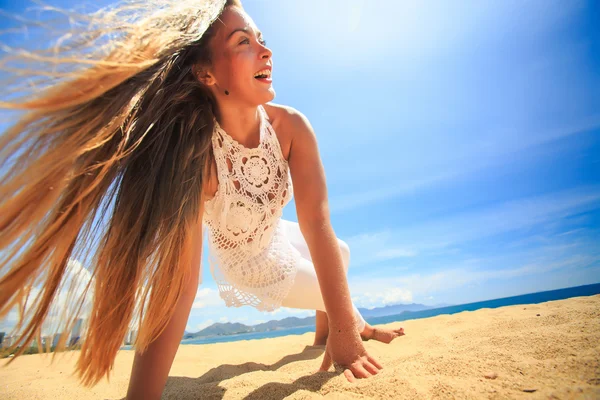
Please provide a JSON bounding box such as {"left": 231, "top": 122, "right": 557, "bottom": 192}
{"left": 202, "top": 106, "right": 303, "bottom": 311}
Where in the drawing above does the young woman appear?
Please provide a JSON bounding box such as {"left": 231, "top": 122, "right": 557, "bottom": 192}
{"left": 0, "top": 1, "right": 404, "bottom": 398}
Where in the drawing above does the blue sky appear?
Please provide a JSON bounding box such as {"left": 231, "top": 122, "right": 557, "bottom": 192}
{"left": 1, "top": 0, "right": 599, "bottom": 334}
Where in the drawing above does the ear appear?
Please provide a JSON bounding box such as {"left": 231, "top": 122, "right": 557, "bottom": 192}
{"left": 192, "top": 63, "right": 216, "bottom": 86}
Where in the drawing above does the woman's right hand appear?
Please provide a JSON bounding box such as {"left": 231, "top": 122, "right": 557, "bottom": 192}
{"left": 318, "top": 327, "right": 383, "bottom": 382}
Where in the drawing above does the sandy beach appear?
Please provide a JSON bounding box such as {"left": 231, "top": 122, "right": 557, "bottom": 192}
{"left": 1, "top": 295, "right": 598, "bottom": 399}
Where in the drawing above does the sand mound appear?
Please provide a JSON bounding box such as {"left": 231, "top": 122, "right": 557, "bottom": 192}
{"left": 1, "top": 295, "right": 599, "bottom": 399}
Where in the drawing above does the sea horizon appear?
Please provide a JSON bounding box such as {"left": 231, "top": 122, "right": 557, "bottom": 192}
{"left": 119, "top": 282, "right": 600, "bottom": 350}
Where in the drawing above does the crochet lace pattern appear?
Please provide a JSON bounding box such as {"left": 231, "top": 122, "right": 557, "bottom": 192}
{"left": 202, "top": 106, "right": 300, "bottom": 311}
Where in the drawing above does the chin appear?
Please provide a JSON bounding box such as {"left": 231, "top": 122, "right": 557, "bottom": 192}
{"left": 255, "top": 89, "right": 276, "bottom": 105}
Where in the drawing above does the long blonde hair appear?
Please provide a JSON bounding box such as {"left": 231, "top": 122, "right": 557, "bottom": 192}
{"left": 0, "top": 0, "right": 241, "bottom": 386}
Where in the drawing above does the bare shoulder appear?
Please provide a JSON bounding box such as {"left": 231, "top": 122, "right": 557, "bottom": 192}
{"left": 263, "top": 102, "right": 315, "bottom": 141}
{"left": 262, "top": 103, "right": 314, "bottom": 161}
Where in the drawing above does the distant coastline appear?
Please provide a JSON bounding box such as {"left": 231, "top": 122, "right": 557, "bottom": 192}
{"left": 4, "top": 283, "right": 598, "bottom": 355}
{"left": 180, "top": 301, "right": 448, "bottom": 341}
{"left": 119, "top": 282, "right": 600, "bottom": 349}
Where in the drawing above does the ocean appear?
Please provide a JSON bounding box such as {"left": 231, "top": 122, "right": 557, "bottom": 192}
{"left": 122, "top": 283, "right": 600, "bottom": 349}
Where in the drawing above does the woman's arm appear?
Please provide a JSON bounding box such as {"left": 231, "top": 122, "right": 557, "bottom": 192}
{"left": 126, "top": 209, "right": 204, "bottom": 400}
{"left": 285, "top": 108, "right": 382, "bottom": 381}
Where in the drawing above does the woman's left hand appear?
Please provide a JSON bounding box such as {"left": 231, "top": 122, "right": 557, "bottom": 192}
{"left": 318, "top": 327, "right": 383, "bottom": 382}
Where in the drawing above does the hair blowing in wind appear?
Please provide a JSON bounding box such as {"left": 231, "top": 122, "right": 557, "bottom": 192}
{"left": 0, "top": 0, "right": 241, "bottom": 386}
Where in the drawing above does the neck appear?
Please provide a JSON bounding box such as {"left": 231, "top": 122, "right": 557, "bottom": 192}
{"left": 215, "top": 103, "right": 262, "bottom": 148}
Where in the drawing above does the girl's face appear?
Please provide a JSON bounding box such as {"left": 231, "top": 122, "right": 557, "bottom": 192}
{"left": 203, "top": 6, "right": 275, "bottom": 106}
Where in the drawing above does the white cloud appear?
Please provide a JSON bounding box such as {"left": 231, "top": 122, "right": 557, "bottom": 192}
{"left": 349, "top": 251, "right": 597, "bottom": 305}
{"left": 1, "top": 258, "right": 95, "bottom": 336}
{"left": 352, "top": 287, "right": 413, "bottom": 309}
{"left": 345, "top": 185, "right": 600, "bottom": 267}
{"left": 266, "top": 307, "right": 315, "bottom": 318}
{"left": 331, "top": 171, "right": 457, "bottom": 213}
{"left": 0, "top": 310, "right": 18, "bottom": 332}
{"left": 219, "top": 317, "right": 228, "bottom": 323}
{"left": 330, "top": 117, "right": 600, "bottom": 213}
{"left": 284, "top": 308, "right": 316, "bottom": 317}
{"left": 191, "top": 288, "right": 223, "bottom": 309}
{"left": 375, "top": 248, "right": 418, "bottom": 260}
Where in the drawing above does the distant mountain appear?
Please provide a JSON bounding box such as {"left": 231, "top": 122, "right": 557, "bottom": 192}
{"left": 183, "top": 316, "right": 316, "bottom": 339}
{"left": 253, "top": 316, "right": 316, "bottom": 332}
{"left": 357, "top": 302, "right": 449, "bottom": 318}
{"left": 183, "top": 302, "right": 454, "bottom": 339}
{"left": 195, "top": 322, "right": 250, "bottom": 337}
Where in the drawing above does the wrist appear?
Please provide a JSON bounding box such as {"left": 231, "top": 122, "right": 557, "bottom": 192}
{"left": 328, "top": 318, "right": 359, "bottom": 334}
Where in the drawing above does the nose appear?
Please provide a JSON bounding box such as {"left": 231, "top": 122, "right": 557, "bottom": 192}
{"left": 259, "top": 44, "right": 272, "bottom": 60}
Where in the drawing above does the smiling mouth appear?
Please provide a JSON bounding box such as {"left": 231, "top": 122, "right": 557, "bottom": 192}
{"left": 254, "top": 68, "right": 272, "bottom": 80}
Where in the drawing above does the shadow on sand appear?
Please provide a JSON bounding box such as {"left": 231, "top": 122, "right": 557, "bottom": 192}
{"left": 114, "top": 344, "right": 340, "bottom": 400}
